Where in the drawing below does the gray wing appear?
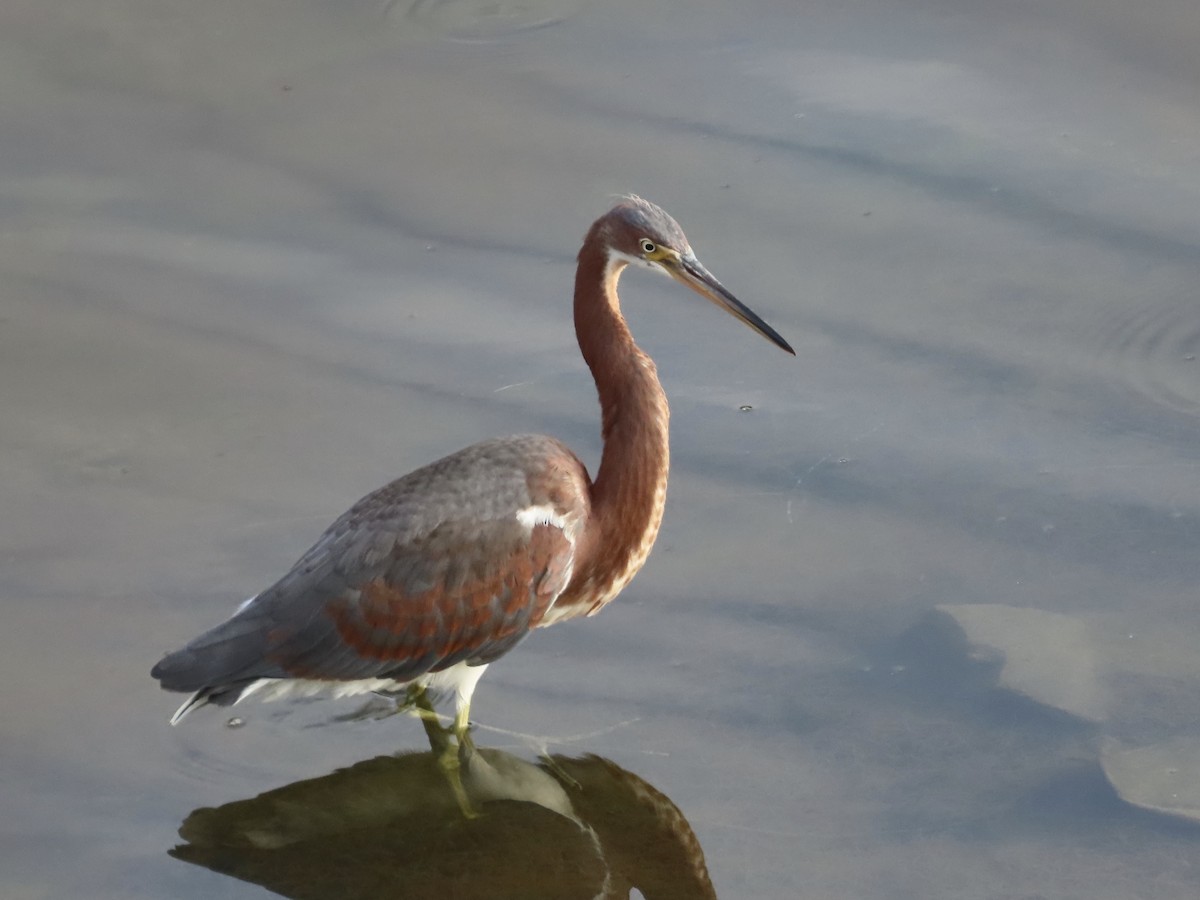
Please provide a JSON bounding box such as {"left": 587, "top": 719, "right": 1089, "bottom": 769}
{"left": 151, "top": 435, "right": 589, "bottom": 701}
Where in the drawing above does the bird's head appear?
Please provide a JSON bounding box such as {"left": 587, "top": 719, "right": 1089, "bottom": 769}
{"left": 592, "top": 196, "right": 794, "bottom": 355}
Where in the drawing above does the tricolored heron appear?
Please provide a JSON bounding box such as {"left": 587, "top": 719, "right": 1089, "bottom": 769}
{"left": 153, "top": 196, "right": 792, "bottom": 751}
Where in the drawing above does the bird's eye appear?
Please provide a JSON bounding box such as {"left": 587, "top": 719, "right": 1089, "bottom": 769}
{"left": 639, "top": 239, "right": 656, "bottom": 255}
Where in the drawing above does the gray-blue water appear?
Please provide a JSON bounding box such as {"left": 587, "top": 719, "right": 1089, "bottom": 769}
{"left": 3, "top": 1, "right": 1199, "bottom": 896}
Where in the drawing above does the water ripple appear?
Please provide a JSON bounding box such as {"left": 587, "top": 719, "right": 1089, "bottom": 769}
{"left": 388, "top": 0, "right": 580, "bottom": 43}
{"left": 1093, "top": 299, "right": 1200, "bottom": 417}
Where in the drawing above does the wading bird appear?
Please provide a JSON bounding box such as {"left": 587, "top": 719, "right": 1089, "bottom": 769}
{"left": 153, "top": 196, "right": 792, "bottom": 758}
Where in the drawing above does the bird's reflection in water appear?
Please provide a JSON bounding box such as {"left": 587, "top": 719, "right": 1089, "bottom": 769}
{"left": 170, "top": 745, "right": 717, "bottom": 900}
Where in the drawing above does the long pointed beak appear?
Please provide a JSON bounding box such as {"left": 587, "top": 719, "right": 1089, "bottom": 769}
{"left": 666, "top": 255, "right": 795, "bottom": 355}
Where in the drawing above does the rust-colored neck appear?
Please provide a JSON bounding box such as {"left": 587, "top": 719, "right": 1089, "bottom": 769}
{"left": 569, "top": 239, "right": 670, "bottom": 610}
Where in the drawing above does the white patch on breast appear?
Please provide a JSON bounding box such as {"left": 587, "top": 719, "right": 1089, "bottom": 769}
{"left": 516, "top": 504, "right": 568, "bottom": 532}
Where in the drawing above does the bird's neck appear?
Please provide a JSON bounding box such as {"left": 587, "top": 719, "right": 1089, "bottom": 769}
{"left": 571, "top": 242, "right": 670, "bottom": 608}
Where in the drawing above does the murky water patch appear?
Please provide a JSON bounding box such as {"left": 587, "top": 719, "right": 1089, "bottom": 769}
{"left": 1092, "top": 298, "right": 1200, "bottom": 417}
{"left": 386, "top": 0, "right": 580, "bottom": 42}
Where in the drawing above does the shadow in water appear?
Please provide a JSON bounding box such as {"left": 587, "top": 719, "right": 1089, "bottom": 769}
{"left": 169, "top": 746, "right": 716, "bottom": 899}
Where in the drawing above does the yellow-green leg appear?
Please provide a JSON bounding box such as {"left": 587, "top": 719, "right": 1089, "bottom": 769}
{"left": 407, "top": 685, "right": 451, "bottom": 755}
{"left": 453, "top": 702, "right": 476, "bottom": 757}
{"left": 407, "top": 685, "right": 479, "bottom": 819}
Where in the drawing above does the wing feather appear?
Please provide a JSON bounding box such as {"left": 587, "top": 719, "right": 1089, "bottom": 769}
{"left": 152, "top": 435, "right": 588, "bottom": 699}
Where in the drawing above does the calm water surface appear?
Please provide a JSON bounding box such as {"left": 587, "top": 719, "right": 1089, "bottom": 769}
{"left": 3, "top": 1, "right": 1199, "bottom": 897}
